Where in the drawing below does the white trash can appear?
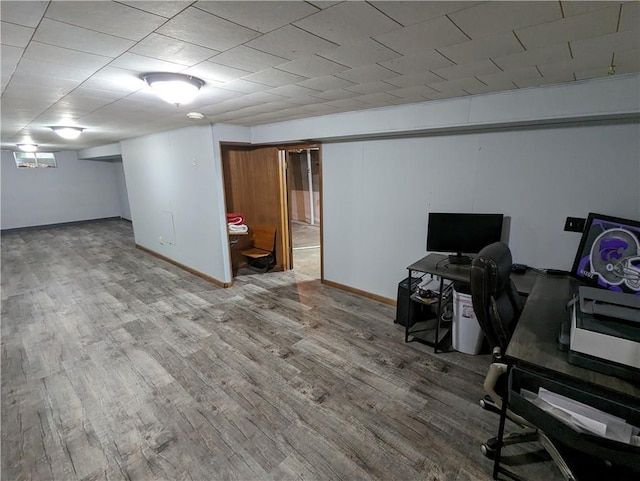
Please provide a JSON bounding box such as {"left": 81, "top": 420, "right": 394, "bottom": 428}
{"left": 452, "top": 288, "right": 484, "bottom": 354}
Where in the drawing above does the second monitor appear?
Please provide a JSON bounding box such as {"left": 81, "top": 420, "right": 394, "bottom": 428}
{"left": 427, "top": 212, "right": 504, "bottom": 265}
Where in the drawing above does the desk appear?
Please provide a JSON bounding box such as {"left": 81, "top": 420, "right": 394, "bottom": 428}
{"left": 405, "top": 254, "right": 537, "bottom": 352}
{"left": 494, "top": 275, "right": 640, "bottom": 479}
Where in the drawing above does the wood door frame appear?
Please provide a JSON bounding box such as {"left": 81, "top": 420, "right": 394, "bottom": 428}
{"left": 281, "top": 143, "right": 322, "bottom": 278}
{"left": 220, "top": 142, "right": 322, "bottom": 279}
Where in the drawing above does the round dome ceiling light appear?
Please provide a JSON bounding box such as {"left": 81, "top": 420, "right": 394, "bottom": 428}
{"left": 142, "top": 72, "right": 204, "bottom": 107}
{"left": 187, "top": 111, "right": 205, "bottom": 120}
{"left": 51, "top": 126, "right": 84, "bottom": 139}
{"left": 17, "top": 143, "right": 38, "bottom": 152}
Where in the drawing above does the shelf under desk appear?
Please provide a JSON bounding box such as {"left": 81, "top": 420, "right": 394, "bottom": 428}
{"left": 404, "top": 253, "right": 538, "bottom": 352}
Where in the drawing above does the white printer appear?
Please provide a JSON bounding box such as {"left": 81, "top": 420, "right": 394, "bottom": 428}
{"left": 569, "top": 286, "right": 640, "bottom": 382}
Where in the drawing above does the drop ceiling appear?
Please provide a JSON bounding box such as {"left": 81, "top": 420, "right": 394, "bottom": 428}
{"left": 1, "top": 1, "right": 638, "bottom": 151}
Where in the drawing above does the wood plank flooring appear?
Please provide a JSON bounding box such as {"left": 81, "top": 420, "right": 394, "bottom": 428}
{"left": 2, "top": 220, "right": 564, "bottom": 481}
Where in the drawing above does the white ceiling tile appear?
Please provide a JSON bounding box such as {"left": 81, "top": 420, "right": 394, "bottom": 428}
{"left": 310, "top": 89, "right": 355, "bottom": 101}
{"left": 119, "top": 1, "right": 191, "bottom": 18}
{"left": 293, "top": 2, "right": 399, "bottom": 45}
{"left": 245, "top": 25, "right": 336, "bottom": 60}
{"left": 429, "top": 77, "right": 486, "bottom": 94}
{"left": 276, "top": 56, "right": 348, "bottom": 77}
{"left": 571, "top": 30, "right": 640, "bottom": 61}
{"left": 387, "top": 85, "right": 439, "bottom": 99}
{"left": 109, "top": 53, "right": 186, "bottom": 74}
{"left": 374, "top": 16, "right": 469, "bottom": 55}
{"left": 476, "top": 66, "right": 542, "bottom": 89}
{"left": 371, "top": 1, "right": 480, "bottom": 27}
{"left": 296, "top": 75, "right": 355, "bottom": 91}
{"left": 439, "top": 32, "right": 524, "bottom": 64}
{"left": 353, "top": 92, "right": 399, "bottom": 106}
{"left": 336, "top": 64, "right": 397, "bottom": 83}
{"left": 266, "top": 84, "right": 320, "bottom": 98}
{"left": 24, "top": 42, "right": 111, "bottom": 71}
{"left": 619, "top": 1, "right": 640, "bottom": 32}
{"left": 515, "top": 70, "right": 575, "bottom": 89}
{"left": 612, "top": 49, "right": 640, "bottom": 73}
{"left": 323, "top": 98, "right": 367, "bottom": 110}
{"left": 385, "top": 72, "right": 445, "bottom": 88}
{"left": 516, "top": 6, "right": 620, "bottom": 50}
{"left": 344, "top": 81, "right": 397, "bottom": 95}
{"left": 538, "top": 54, "right": 612, "bottom": 79}
{"left": 208, "top": 46, "right": 287, "bottom": 72}
{"left": 492, "top": 44, "right": 571, "bottom": 71}
{"left": 449, "top": 1, "right": 562, "bottom": 39}
{"left": 45, "top": 1, "right": 166, "bottom": 41}
{"left": 7, "top": 71, "right": 81, "bottom": 94}
{"left": 0, "top": 1, "right": 47, "bottom": 27}
{"left": 432, "top": 59, "right": 501, "bottom": 81}
{"left": 1, "top": 45, "right": 23, "bottom": 78}
{"left": 379, "top": 50, "right": 453, "bottom": 75}
{"left": 1, "top": 22, "right": 34, "bottom": 48}
{"left": 158, "top": 7, "right": 260, "bottom": 51}
{"left": 82, "top": 67, "right": 146, "bottom": 93}
{"left": 561, "top": 1, "right": 623, "bottom": 17}
{"left": 13, "top": 57, "right": 99, "bottom": 83}
{"left": 242, "top": 68, "right": 308, "bottom": 87}
{"left": 318, "top": 39, "right": 399, "bottom": 68}
{"left": 130, "top": 34, "right": 218, "bottom": 66}
{"left": 33, "top": 18, "right": 135, "bottom": 58}
{"left": 216, "top": 79, "right": 271, "bottom": 94}
{"left": 183, "top": 61, "right": 251, "bottom": 83}
{"left": 195, "top": 1, "right": 318, "bottom": 33}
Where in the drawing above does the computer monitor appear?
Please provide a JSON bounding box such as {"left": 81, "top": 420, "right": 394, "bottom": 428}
{"left": 570, "top": 212, "right": 640, "bottom": 295}
{"left": 426, "top": 212, "right": 504, "bottom": 264}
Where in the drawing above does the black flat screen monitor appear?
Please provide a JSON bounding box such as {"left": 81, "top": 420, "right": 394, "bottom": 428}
{"left": 427, "top": 212, "right": 504, "bottom": 265}
{"left": 570, "top": 212, "right": 640, "bottom": 295}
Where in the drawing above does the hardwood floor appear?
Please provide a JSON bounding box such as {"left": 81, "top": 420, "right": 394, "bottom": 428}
{"left": 2, "top": 220, "right": 563, "bottom": 481}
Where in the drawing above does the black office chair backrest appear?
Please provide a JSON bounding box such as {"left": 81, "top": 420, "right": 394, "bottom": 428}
{"left": 470, "top": 242, "right": 524, "bottom": 353}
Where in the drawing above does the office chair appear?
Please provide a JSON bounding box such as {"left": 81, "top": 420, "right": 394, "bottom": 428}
{"left": 470, "top": 242, "right": 576, "bottom": 480}
{"left": 240, "top": 225, "right": 276, "bottom": 272}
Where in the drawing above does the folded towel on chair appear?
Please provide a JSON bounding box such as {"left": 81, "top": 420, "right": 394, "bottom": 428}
{"left": 226, "top": 213, "right": 245, "bottom": 225}
{"left": 228, "top": 223, "right": 248, "bottom": 233}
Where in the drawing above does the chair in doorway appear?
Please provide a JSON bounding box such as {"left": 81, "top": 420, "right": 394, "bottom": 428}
{"left": 240, "top": 225, "right": 276, "bottom": 272}
{"left": 470, "top": 242, "right": 576, "bottom": 480}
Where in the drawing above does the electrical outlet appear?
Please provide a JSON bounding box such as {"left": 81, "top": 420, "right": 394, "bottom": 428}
{"left": 192, "top": 156, "right": 197, "bottom": 166}
{"left": 564, "top": 217, "right": 586, "bottom": 232}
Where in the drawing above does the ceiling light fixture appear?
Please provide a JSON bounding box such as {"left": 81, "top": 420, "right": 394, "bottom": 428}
{"left": 187, "top": 111, "right": 205, "bottom": 120}
{"left": 52, "top": 126, "right": 84, "bottom": 139}
{"left": 142, "top": 72, "right": 204, "bottom": 106}
{"left": 17, "top": 144, "right": 38, "bottom": 152}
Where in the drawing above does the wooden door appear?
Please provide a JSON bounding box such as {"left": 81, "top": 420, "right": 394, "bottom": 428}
{"left": 222, "top": 145, "right": 291, "bottom": 272}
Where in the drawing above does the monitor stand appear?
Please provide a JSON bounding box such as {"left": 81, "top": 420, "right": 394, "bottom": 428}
{"left": 448, "top": 253, "right": 472, "bottom": 265}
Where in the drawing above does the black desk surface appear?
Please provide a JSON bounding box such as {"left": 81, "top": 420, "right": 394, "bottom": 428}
{"left": 407, "top": 253, "right": 538, "bottom": 295}
{"left": 506, "top": 275, "right": 640, "bottom": 400}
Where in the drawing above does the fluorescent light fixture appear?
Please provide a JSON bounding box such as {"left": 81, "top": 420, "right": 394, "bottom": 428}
{"left": 142, "top": 72, "right": 204, "bottom": 106}
{"left": 17, "top": 144, "right": 38, "bottom": 152}
{"left": 52, "top": 126, "right": 83, "bottom": 139}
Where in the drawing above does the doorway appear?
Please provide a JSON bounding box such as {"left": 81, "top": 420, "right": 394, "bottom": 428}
{"left": 285, "top": 147, "right": 321, "bottom": 279}
{"left": 221, "top": 143, "right": 322, "bottom": 280}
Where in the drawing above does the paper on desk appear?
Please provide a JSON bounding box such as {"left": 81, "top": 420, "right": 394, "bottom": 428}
{"left": 522, "top": 389, "right": 639, "bottom": 444}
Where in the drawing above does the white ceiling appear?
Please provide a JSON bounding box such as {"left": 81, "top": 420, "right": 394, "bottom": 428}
{"left": 1, "top": 1, "right": 639, "bottom": 151}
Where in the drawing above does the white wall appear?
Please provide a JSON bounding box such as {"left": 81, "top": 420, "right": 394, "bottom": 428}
{"left": 120, "top": 124, "right": 233, "bottom": 283}
{"left": 113, "top": 160, "right": 131, "bottom": 221}
{"left": 1, "top": 150, "right": 123, "bottom": 230}
{"left": 322, "top": 123, "right": 640, "bottom": 300}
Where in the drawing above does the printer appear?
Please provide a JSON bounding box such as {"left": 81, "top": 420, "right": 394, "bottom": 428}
{"left": 569, "top": 286, "right": 640, "bottom": 383}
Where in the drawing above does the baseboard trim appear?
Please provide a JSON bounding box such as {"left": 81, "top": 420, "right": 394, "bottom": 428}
{"left": 1, "top": 216, "right": 125, "bottom": 233}
{"left": 135, "top": 244, "right": 231, "bottom": 288}
{"left": 322, "top": 279, "right": 395, "bottom": 306}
